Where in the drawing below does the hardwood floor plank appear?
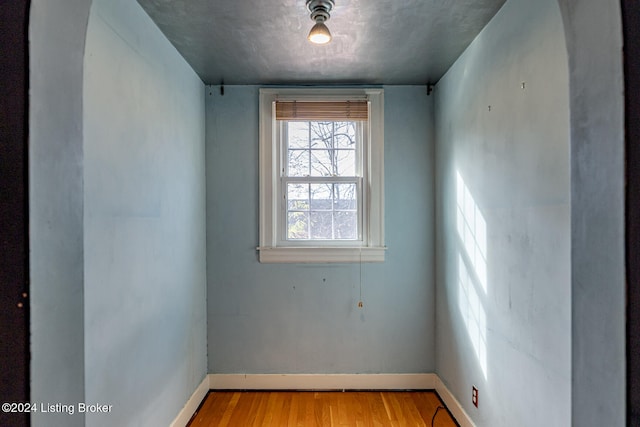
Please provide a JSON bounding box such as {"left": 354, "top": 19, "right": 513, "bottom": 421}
{"left": 263, "top": 391, "right": 279, "bottom": 425}
{"left": 187, "top": 390, "right": 457, "bottom": 426}
{"left": 402, "top": 392, "right": 428, "bottom": 426}
{"left": 388, "top": 392, "right": 407, "bottom": 425}
{"left": 217, "top": 392, "right": 239, "bottom": 426}
{"left": 303, "top": 392, "right": 315, "bottom": 426}
{"left": 287, "top": 391, "right": 299, "bottom": 427}
{"left": 412, "top": 392, "right": 437, "bottom": 422}
{"left": 277, "top": 392, "right": 293, "bottom": 426}
{"left": 365, "top": 391, "right": 389, "bottom": 426}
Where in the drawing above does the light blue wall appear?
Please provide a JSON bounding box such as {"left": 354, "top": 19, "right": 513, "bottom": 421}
{"left": 206, "top": 85, "right": 435, "bottom": 374}
{"left": 434, "top": 0, "right": 571, "bottom": 425}
{"left": 83, "top": 1, "right": 206, "bottom": 426}
{"left": 29, "top": 1, "right": 89, "bottom": 425}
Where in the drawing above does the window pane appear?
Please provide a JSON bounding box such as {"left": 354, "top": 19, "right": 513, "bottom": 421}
{"left": 287, "top": 183, "right": 309, "bottom": 211}
{"left": 287, "top": 122, "right": 309, "bottom": 149}
{"left": 334, "top": 183, "right": 357, "bottom": 210}
{"left": 334, "top": 122, "right": 357, "bottom": 149}
{"left": 287, "top": 121, "right": 358, "bottom": 178}
{"left": 310, "top": 149, "right": 333, "bottom": 177}
{"left": 310, "top": 122, "right": 333, "bottom": 149}
{"left": 310, "top": 211, "right": 332, "bottom": 239}
{"left": 334, "top": 149, "right": 356, "bottom": 176}
{"left": 334, "top": 211, "right": 357, "bottom": 239}
{"left": 288, "top": 149, "right": 309, "bottom": 176}
{"left": 287, "top": 212, "right": 309, "bottom": 239}
{"left": 310, "top": 183, "right": 332, "bottom": 210}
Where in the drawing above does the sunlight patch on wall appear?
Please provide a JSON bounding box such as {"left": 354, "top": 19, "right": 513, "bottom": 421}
{"left": 456, "top": 171, "right": 487, "bottom": 293}
{"left": 458, "top": 254, "right": 488, "bottom": 379}
{"left": 456, "top": 170, "right": 488, "bottom": 379}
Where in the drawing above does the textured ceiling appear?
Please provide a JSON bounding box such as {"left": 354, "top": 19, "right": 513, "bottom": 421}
{"left": 137, "top": 0, "right": 506, "bottom": 85}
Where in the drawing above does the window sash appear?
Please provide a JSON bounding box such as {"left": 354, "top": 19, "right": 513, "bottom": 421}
{"left": 281, "top": 120, "right": 363, "bottom": 178}
{"left": 278, "top": 120, "right": 365, "bottom": 245}
{"left": 281, "top": 178, "right": 363, "bottom": 243}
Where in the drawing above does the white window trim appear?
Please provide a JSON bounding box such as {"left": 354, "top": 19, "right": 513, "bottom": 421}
{"left": 258, "top": 88, "right": 385, "bottom": 263}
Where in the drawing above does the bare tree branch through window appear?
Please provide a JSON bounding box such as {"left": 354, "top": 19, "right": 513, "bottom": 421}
{"left": 284, "top": 121, "right": 360, "bottom": 240}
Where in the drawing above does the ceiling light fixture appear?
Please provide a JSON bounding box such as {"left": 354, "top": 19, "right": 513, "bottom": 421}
{"left": 306, "top": 0, "right": 335, "bottom": 45}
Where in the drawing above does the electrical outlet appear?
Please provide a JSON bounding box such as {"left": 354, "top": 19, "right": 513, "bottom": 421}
{"left": 472, "top": 386, "right": 479, "bottom": 408}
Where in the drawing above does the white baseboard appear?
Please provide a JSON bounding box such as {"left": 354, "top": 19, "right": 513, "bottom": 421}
{"left": 433, "top": 376, "right": 475, "bottom": 427}
{"left": 208, "top": 373, "right": 437, "bottom": 390}
{"left": 173, "top": 373, "right": 475, "bottom": 427}
{"left": 170, "top": 375, "right": 210, "bottom": 427}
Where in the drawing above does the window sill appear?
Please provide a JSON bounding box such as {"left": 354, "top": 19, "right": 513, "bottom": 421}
{"left": 257, "top": 246, "right": 386, "bottom": 263}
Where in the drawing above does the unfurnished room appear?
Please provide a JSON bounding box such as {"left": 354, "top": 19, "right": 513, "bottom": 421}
{"left": 0, "top": 0, "right": 635, "bottom": 426}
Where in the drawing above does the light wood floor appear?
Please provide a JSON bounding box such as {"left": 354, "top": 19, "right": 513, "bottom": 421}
{"left": 187, "top": 390, "right": 458, "bottom": 426}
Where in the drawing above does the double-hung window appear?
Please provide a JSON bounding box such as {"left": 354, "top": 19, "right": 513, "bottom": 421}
{"left": 258, "top": 88, "right": 385, "bottom": 263}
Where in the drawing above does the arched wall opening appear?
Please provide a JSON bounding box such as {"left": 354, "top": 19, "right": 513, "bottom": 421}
{"left": 555, "top": 1, "right": 626, "bottom": 425}
{"left": 29, "top": 1, "right": 91, "bottom": 426}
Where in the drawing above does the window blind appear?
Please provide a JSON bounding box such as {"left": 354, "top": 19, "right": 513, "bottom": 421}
{"left": 275, "top": 100, "right": 369, "bottom": 121}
